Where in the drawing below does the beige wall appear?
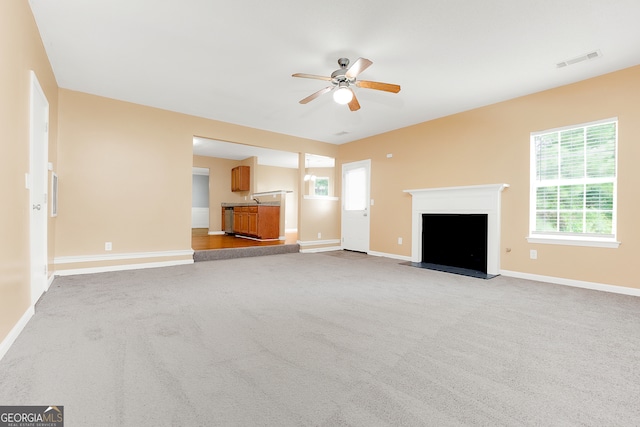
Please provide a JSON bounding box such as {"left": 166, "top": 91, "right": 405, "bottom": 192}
{"left": 0, "top": 2, "right": 58, "bottom": 345}
{"left": 338, "top": 65, "right": 640, "bottom": 290}
{"left": 56, "top": 90, "right": 193, "bottom": 257}
{"left": 299, "top": 198, "right": 341, "bottom": 244}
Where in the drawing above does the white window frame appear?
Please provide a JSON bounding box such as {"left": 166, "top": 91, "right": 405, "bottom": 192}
{"left": 527, "top": 118, "right": 620, "bottom": 248}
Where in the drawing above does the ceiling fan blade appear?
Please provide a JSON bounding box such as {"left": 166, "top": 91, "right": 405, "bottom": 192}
{"left": 356, "top": 80, "right": 401, "bottom": 93}
{"left": 299, "top": 86, "right": 333, "bottom": 104}
{"left": 345, "top": 57, "right": 373, "bottom": 79}
{"left": 348, "top": 89, "right": 360, "bottom": 111}
{"left": 292, "top": 73, "right": 332, "bottom": 81}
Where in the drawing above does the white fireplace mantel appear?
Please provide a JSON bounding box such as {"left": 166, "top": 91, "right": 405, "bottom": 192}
{"left": 403, "top": 184, "right": 509, "bottom": 275}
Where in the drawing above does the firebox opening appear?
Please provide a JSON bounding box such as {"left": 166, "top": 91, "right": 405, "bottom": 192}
{"left": 405, "top": 213, "right": 496, "bottom": 279}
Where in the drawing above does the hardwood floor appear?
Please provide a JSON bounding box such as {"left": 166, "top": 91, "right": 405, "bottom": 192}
{"left": 191, "top": 229, "right": 298, "bottom": 250}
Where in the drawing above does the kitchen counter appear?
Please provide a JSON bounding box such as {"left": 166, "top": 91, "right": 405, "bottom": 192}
{"left": 221, "top": 202, "right": 280, "bottom": 207}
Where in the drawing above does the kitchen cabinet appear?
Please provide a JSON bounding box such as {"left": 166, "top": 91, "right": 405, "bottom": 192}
{"left": 233, "top": 205, "right": 280, "bottom": 239}
{"left": 231, "top": 166, "right": 250, "bottom": 192}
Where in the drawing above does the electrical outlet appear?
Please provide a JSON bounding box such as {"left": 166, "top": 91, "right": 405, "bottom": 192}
{"left": 398, "top": 237, "right": 403, "bottom": 245}
{"left": 530, "top": 249, "right": 537, "bottom": 260}
{"left": 317, "top": 232, "right": 321, "bottom": 239}
{"left": 105, "top": 242, "right": 112, "bottom": 251}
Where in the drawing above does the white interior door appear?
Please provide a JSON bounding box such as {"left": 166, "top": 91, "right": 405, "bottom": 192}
{"left": 342, "top": 159, "right": 370, "bottom": 252}
{"left": 29, "top": 71, "right": 49, "bottom": 305}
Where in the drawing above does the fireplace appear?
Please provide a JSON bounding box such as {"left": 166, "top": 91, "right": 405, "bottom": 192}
{"left": 404, "top": 184, "right": 508, "bottom": 278}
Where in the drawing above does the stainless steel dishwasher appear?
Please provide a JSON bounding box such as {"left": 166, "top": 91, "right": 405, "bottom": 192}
{"left": 223, "top": 207, "right": 234, "bottom": 234}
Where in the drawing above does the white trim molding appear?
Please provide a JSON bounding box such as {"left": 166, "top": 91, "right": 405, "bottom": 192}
{"left": 0, "top": 306, "right": 34, "bottom": 362}
{"left": 300, "top": 246, "right": 342, "bottom": 253}
{"left": 298, "top": 239, "right": 342, "bottom": 253}
{"left": 251, "top": 190, "right": 291, "bottom": 197}
{"left": 208, "top": 230, "right": 225, "bottom": 235}
{"left": 56, "top": 259, "right": 194, "bottom": 276}
{"left": 403, "top": 184, "right": 509, "bottom": 275}
{"left": 526, "top": 235, "right": 620, "bottom": 248}
{"left": 303, "top": 195, "right": 339, "bottom": 201}
{"left": 192, "top": 167, "right": 209, "bottom": 176}
{"left": 297, "top": 239, "right": 341, "bottom": 247}
{"left": 501, "top": 270, "right": 640, "bottom": 298}
{"left": 46, "top": 272, "right": 55, "bottom": 291}
{"left": 368, "top": 251, "right": 412, "bottom": 262}
{"left": 54, "top": 249, "right": 194, "bottom": 265}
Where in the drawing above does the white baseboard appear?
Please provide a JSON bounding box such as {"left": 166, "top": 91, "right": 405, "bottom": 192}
{"left": 55, "top": 259, "right": 194, "bottom": 276}
{"left": 368, "top": 251, "right": 412, "bottom": 262}
{"left": 0, "top": 305, "right": 34, "bottom": 362}
{"left": 54, "top": 249, "right": 194, "bottom": 265}
{"left": 46, "top": 273, "right": 55, "bottom": 291}
{"left": 300, "top": 246, "right": 342, "bottom": 253}
{"left": 208, "top": 231, "right": 225, "bottom": 235}
{"left": 500, "top": 269, "right": 640, "bottom": 297}
{"left": 297, "top": 239, "right": 341, "bottom": 247}
{"left": 297, "top": 238, "right": 341, "bottom": 253}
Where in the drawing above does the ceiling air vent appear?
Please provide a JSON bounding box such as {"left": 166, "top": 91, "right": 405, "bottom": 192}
{"left": 335, "top": 131, "right": 349, "bottom": 136}
{"left": 556, "top": 50, "right": 602, "bottom": 68}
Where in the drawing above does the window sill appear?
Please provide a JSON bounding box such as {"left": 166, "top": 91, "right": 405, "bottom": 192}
{"left": 526, "top": 235, "right": 620, "bottom": 248}
{"left": 303, "top": 195, "right": 339, "bottom": 201}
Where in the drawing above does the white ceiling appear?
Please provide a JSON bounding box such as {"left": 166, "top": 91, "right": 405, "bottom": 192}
{"left": 29, "top": 0, "right": 640, "bottom": 149}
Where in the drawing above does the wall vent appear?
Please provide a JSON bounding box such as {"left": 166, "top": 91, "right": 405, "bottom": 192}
{"left": 556, "top": 50, "right": 602, "bottom": 68}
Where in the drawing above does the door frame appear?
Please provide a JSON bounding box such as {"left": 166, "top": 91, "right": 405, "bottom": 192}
{"left": 29, "top": 70, "right": 49, "bottom": 305}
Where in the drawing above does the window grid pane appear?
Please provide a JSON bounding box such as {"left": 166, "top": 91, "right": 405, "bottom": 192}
{"left": 586, "top": 123, "right": 616, "bottom": 178}
{"left": 535, "top": 133, "right": 558, "bottom": 180}
{"left": 560, "top": 128, "right": 585, "bottom": 179}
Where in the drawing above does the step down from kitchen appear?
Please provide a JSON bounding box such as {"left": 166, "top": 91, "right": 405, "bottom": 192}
{"left": 193, "top": 243, "right": 300, "bottom": 262}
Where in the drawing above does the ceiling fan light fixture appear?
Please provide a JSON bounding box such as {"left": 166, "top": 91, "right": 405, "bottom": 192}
{"left": 293, "top": 57, "right": 400, "bottom": 109}
{"left": 333, "top": 85, "right": 353, "bottom": 105}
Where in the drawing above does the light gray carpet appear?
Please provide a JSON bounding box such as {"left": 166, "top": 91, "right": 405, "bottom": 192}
{"left": 1, "top": 252, "right": 639, "bottom": 426}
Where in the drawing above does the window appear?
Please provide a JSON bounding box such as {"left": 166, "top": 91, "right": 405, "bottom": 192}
{"left": 344, "top": 166, "right": 367, "bottom": 211}
{"left": 528, "top": 118, "right": 619, "bottom": 248}
{"left": 313, "top": 177, "right": 329, "bottom": 196}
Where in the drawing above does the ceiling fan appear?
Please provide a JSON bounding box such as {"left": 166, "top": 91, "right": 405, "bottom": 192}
{"left": 292, "top": 57, "right": 401, "bottom": 111}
